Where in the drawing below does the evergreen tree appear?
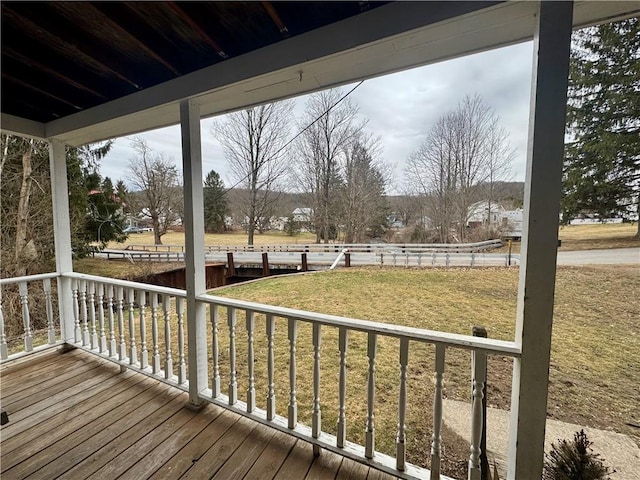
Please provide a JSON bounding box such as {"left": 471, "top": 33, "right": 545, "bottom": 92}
{"left": 563, "top": 18, "right": 640, "bottom": 234}
{"left": 203, "top": 170, "right": 228, "bottom": 233}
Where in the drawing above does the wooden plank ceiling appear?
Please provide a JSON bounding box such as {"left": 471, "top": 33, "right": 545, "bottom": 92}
{"left": 0, "top": 1, "right": 387, "bottom": 123}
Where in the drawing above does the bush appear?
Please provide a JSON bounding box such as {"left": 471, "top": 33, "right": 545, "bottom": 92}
{"left": 543, "top": 430, "right": 613, "bottom": 480}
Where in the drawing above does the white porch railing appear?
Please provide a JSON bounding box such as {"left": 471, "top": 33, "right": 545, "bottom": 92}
{"left": 0, "top": 273, "right": 63, "bottom": 360}
{"left": 0, "top": 272, "right": 521, "bottom": 480}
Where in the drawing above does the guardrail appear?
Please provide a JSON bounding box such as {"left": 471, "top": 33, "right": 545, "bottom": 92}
{"left": 100, "top": 249, "right": 518, "bottom": 268}
{"left": 123, "top": 239, "right": 503, "bottom": 254}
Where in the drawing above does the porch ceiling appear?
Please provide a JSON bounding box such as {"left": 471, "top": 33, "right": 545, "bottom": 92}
{"left": 1, "top": 1, "right": 638, "bottom": 146}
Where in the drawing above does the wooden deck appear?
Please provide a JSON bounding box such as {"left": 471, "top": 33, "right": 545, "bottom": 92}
{"left": 0, "top": 348, "right": 397, "bottom": 480}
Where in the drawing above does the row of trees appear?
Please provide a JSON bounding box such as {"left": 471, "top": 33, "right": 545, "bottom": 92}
{"left": 2, "top": 18, "right": 636, "bottom": 260}
{"left": 117, "top": 18, "right": 639, "bottom": 245}
{"left": 405, "top": 94, "right": 514, "bottom": 243}
{"left": 213, "top": 89, "right": 390, "bottom": 244}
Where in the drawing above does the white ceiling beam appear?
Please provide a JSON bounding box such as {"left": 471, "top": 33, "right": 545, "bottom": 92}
{"left": 0, "top": 113, "right": 46, "bottom": 140}
{"left": 45, "top": 1, "right": 639, "bottom": 146}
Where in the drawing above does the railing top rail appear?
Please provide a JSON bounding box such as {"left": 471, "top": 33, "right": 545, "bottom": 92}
{"left": 0, "top": 272, "right": 60, "bottom": 285}
{"left": 63, "top": 272, "right": 187, "bottom": 298}
{"left": 198, "top": 293, "right": 521, "bottom": 357}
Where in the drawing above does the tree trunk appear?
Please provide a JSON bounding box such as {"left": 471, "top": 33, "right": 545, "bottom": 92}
{"left": 636, "top": 195, "right": 640, "bottom": 238}
{"left": 152, "top": 214, "right": 162, "bottom": 245}
{"left": 15, "top": 141, "right": 34, "bottom": 276}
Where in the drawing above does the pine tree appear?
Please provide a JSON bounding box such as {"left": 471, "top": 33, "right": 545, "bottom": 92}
{"left": 563, "top": 18, "right": 640, "bottom": 235}
{"left": 203, "top": 170, "right": 228, "bottom": 233}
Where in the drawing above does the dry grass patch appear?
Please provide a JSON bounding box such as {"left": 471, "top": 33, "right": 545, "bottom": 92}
{"left": 108, "top": 230, "right": 316, "bottom": 249}
{"left": 496, "top": 223, "right": 639, "bottom": 254}
{"left": 73, "top": 257, "right": 184, "bottom": 280}
{"left": 558, "top": 223, "right": 639, "bottom": 250}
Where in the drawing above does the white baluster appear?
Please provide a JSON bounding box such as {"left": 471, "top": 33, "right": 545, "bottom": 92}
{"left": 72, "top": 278, "right": 80, "bottom": 342}
{"left": 211, "top": 305, "right": 220, "bottom": 397}
{"left": 127, "top": 288, "right": 138, "bottom": 365}
{"left": 312, "top": 323, "right": 322, "bottom": 456}
{"left": 88, "top": 281, "right": 98, "bottom": 349}
{"left": 0, "top": 288, "right": 8, "bottom": 359}
{"left": 228, "top": 307, "right": 238, "bottom": 405}
{"left": 43, "top": 278, "right": 56, "bottom": 344}
{"left": 246, "top": 310, "right": 255, "bottom": 412}
{"left": 176, "top": 297, "right": 186, "bottom": 384}
{"left": 116, "top": 287, "right": 126, "bottom": 361}
{"left": 468, "top": 350, "right": 487, "bottom": 480}
{"left": 150, "top": 293, "right": 160, "bottom": 374}
{"left": 432, "top": 253, "right": 436, "bottom": 266}
{"left": 18, "top": 282, "right": 33, "bottom": 352}
{"left": 396, "top": 337, "right": 409, "bottom": 471}
{"left": 106, "top": 285, "right": 116, "bottom": 357}
{"left": 96, "top": 283, "right": 107, "bottom": 353}
{"left": 337, "top": 327, "right": 348, "bottom": 447}
{"left": 162, "top": 295, "right": 173, "bottom": 379}
{"left": 79, "top": 280, "right": 89, "bottom": 346}
{"left": 138, "top": 290, "right": 148, "bottom": 369}
{"left": 431, "top": 344, "right": 445, "bottom": 480}
{"left": 288, "top": 318, "right": 298, "bottom": 429}
{"left": 266, "top": 313, "right": 276, "bottom": 421}
{"left": 365, "top": 332, "right": 377, "bottom": 459}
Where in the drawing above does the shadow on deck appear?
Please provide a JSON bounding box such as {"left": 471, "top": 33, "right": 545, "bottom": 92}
{"left": 0, "top": 349, "right": 396, "bottom": 480}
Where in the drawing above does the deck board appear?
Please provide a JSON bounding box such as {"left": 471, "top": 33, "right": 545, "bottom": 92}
{"left": 1, "top": 349, "right": 398, "bottom": 480}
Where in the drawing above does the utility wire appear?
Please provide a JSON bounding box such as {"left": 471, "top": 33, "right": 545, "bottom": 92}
{"left": 212, "top": 81, "right": 365, "bottom": 198}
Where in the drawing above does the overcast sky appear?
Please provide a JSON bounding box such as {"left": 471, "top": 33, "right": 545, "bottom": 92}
{"left": 101, "top": 41, "right": 534, "bottom": 195}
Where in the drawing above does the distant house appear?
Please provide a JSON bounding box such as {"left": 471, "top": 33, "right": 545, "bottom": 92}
{"left": 292, "top": 207, "right": 313, "bottom": 232}
{"left": 467, "top": 201, "right": 505, "bottom": 227}
{"left": 387, "top": 213, "right": 405, "bottom": 229}
{"left": 292, "top": 207, "right": 313, "bottom": 223}
{"left": 500, "top": 209, "right": 523, "bottom": 239}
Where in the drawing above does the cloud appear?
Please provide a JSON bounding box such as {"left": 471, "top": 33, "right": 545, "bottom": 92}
{"left": 100, "top": 41, "right": 534, "bottom": 191}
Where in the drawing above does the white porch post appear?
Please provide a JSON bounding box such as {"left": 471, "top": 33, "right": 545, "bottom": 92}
{"left": 49, "top": 139, "right": 75, "bottom": 344}
{"left": 180, "top": 99, "right": 208, "bottom": 407}
{"left": 507, "top": 1, "right": 573, "bottom": 478}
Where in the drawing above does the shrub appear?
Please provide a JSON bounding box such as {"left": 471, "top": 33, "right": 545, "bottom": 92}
{"left": 543, "top": 430, "right": 613, "bottom": 480}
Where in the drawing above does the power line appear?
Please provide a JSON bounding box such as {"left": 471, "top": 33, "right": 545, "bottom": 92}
{"left": 212, "top": 81, "right": 365, "bottom": 197}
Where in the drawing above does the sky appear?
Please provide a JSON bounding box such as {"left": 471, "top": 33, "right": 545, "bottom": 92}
{"left": 101, "top": 41, "right": 534, "bottom": 195}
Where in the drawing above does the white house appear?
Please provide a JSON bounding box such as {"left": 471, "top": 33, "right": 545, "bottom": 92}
{"left": 467, "top": 201, "right": 506, "bottom": 227}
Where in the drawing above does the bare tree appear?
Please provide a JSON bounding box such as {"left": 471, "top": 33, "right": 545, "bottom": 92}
{"left": 405, "top": 94, "right": 514, "bottom": 242}
{"left": 212, "top": 100, "right": 294, "bottom": 245}
{"left": 339, "top": 134, "right": 389, "bottom": 242}
{"left": 295, "top": 89, "right": 363, "bottom": 243}
{"left": 484, "top": 127, "right": 515, "bottom": 225}
{"left": 127, "top": 138, "right": 181, "bottom": 245}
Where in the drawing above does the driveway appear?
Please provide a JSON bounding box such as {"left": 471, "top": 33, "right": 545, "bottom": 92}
{"left": 557, "top": 247, "right": 639, "bottom": 265}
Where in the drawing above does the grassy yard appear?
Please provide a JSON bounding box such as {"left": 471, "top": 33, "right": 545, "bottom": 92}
{"left": 496, "top": 222, "right": 639, "bottom": 254}
{"left": 108, "top": 230, "right": 316, "bottom": 249}
{"left": 209, "top": 266, "right": 639, "bottom": 473}
{"left": 558, "top": 222, "right": 639, "bottom": 250}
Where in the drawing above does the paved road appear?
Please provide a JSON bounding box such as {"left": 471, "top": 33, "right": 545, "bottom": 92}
{"left": 556, "top": 247, "right": 639, "bottom": 265}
